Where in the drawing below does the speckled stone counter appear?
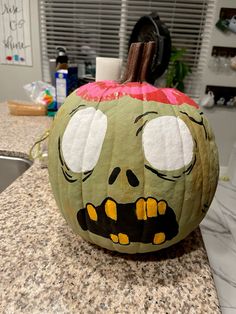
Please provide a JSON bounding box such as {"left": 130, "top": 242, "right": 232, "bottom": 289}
{"left": 0, "top": 103, "right": 220, "bottom": 314}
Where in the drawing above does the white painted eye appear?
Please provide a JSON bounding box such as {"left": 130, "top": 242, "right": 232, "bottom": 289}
{"left": 142, "top": 116, "right": 194, "bottom": 171}
{"left": 61, "top": 107, "right": 107, "bottom": 173}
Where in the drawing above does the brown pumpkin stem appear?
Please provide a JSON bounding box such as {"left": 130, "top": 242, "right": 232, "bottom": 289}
{"left": 121, "top": 41, "right": 156, "bottom": 83}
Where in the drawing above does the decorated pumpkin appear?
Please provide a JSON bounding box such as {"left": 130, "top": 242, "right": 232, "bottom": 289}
{"left": 48, "top": 42, "right": 219, "bottom": 253}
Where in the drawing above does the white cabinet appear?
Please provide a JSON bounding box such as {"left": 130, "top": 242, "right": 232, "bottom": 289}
{"left": 201, "top": 0, "right": 236, "bottom": 99}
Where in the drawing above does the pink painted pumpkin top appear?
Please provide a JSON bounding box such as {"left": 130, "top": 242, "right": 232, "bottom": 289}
{"left": 76, "top": 81, "right": 199, "bottom": 108}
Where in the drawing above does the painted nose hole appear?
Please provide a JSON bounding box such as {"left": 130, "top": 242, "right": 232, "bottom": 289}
{"left": 108, "top": 167, "right": 121, "bottom": 185}
{"left": 126, "top": 169, "right": 139, "bottom": 187}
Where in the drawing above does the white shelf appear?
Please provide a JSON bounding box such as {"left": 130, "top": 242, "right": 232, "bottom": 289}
{"left": 201, "top": 0, "right": 236, "bottom": 96}
{"left": 212, "top": 29, "right": 236, "bottom": 48}
{"left": 205, "top": 72, "right": 236, "bottom": 87}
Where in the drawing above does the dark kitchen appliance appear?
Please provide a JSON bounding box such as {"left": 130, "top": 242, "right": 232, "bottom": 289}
{"left": 129, "top": 12, "right": 171, "bottom": 83}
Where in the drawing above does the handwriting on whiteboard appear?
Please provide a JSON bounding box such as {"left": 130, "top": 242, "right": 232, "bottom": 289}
{"left": 0, "top": 0, "right": 32, "bottom": 66}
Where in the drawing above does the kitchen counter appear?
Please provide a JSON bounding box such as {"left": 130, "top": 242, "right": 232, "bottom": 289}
{"left": 0, "top": 102, "right": 220, "bottom": 314}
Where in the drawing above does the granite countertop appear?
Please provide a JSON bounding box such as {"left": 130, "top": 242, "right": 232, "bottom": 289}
{"left": 0, "top": 102, "right": 221, "bottom": 314}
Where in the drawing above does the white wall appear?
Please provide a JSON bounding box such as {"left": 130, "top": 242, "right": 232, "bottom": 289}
{"left": 203, "top": 107, "right": 236, "bottom": 166}
{"left": 0, "top": 0, "right": 42, "bottom": 102}
{"left": 201, "top": 0, "right": 236, "bottom": 166}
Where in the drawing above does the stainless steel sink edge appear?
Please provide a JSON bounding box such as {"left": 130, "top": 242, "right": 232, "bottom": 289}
{"left": 0, "top": 153, "right": 33, "bottom": 193}
{"left": 0, "top": 155, "right": 33, "bottom": 166}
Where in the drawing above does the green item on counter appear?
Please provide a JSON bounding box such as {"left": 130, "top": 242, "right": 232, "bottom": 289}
{"left": 47, "top": 101, "right": 57, "bottom": 117}
{"left": 47, "top": 80, "right": 219, "bottom": 254}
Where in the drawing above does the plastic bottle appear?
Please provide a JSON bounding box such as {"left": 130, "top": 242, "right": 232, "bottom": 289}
{"left": 56, "top": 47, "right": 68, "bottom": 70}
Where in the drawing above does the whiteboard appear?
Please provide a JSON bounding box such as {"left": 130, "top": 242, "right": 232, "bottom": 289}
{"left": 0, "top": 0, "right": 32, "bottom": 66}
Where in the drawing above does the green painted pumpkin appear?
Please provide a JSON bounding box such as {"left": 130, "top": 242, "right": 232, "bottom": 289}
{"left": 48, "top": 43, "right": 219, "bottom": 253}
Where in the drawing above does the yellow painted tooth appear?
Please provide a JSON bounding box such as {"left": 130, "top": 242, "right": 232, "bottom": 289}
{"left": 105, "top": 199, "right": 117, "bottom": 221}
{"left": 110, "top": 234, "right": 119, "bottom": 243}
{"left": 147, "top": 198, "right": 158, "bottom": 217}
{"left": 158, "top": 201, "right": 167, "bottom": 215}
{"left": 86, "top": 204, "right": 98, "bottom": 221}
{"left": 118, "top": 233, "right": 129, "bottom": 245}
{"left": 153, "top": 232, "right": 166, "bottom": 245}
{"left": 136, "top": 198, "right": 147, "bottom": 220}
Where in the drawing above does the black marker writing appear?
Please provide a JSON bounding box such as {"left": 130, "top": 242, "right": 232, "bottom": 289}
{"left": 9, "top": 19, "right": 25, "bottom": 31}
{"left": 3, "top": 35, "right": 30, "bottom": 50}
{"left": 1, "top": 3, "right": 21, "bottom": 15}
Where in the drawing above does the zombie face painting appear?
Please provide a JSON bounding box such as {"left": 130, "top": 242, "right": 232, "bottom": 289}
{"left": 48, "top": 81, "right": 219, "bottom": 253}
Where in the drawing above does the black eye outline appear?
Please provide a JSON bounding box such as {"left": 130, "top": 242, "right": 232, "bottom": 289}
{"left": 134, "top": 111, "right": 158, "bottom": 136}
{"left": 58, "top": 137, "right": 78, "bottom": 183}
{"left": 144, "top": 164, "right": 175, "bottom": 182}
{"left": 136, "top": 120, "right": 148, "bottom": 136}
{"left": 138, "top": 114, "right": 198, "bottom": 181}
{"left": 145, "top": 155, "right": 197, "bottom": 182}
{"left": 60, "top": 105, "right": 107, "bottom": 183}
{"left": 82, "top": 170, "right": 93, "bottom": 182}
{"left": 180, "top": 111, "right": 208, "bottom": 139}
{"left": 58, "top": 136, "right": 94, "bottom": 183}
{"left": 69, "top": 104, "right": 86, "bottom": 116}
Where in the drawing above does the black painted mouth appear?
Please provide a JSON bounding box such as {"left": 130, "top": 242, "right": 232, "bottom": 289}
{"left": 77, "top": 197, "right": 179, "bottom": 245}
